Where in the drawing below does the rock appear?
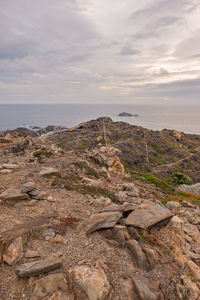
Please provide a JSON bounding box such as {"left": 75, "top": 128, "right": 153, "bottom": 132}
{"left": 120, "top": 183, "right": 139, "bottom": 195}
{"left": 126, "top": 240, "right": 149, "bottom": 270}
{"left": 68, "top": 262, "right": 110, "bottom": 300}
{"left": 3, "top": 237, "right": 23, "bottom": 265}
{"left": 182, "top": 201, "right": 195, "bottom": 208}
{"left": 24, "top": 249, "right": 41, "bottom": 259}
{"left": 180, "top": 276, "right": 200, "bottom": 300}
{"left": 43, "top": 228, "right": 55, "bottom": 241}
{"left": 0, "top": 169, "right": 13, "bottom": 174}
{"left": 127, "top": 226, "right": 139, "bottom": 240}
{"left": 28, "top": 189, "right": 45, "bottom": 200}
{"left": 186, "top": 260, "right": 200, "bottom": 281}
{"left": 160, "top": 216, "right": 186, "bottom": 265}
{"left": 51, "top": 234, "right": 67, "bottom": 244}
{"left": 131, "top": 273, "right": 159, "bottom": 300}
{"left": 125, "top": 201, "right": 173, "bottom": 229}
{"left": 47, "top": 196, "right": 56, "bottom": 202}
{"left": 112, "top": 225, "right": 130, "bottom": 244}
{"left": 21, "top": 182, "right": 36, "bottom": 194}
{"left": 39, "top": 168, "right": 59, "bottom": 177}
{"left": 89, "top": 179, "right": 104, "bottom": 189}
{"left": 86, "top": 211, "right": 122, "bottom": 234}
{"left": 2, "top": 163, "right": 21, "bottom": 169}
{"left": 108, "top": 155, "right": 124, "bottom": 175}
{"left": 178, "top": 183, "right": 200, "bottom": 195}
{"left": 173, "top": 130, "right": 182, "bottom": 142}
{"left": 16, "top": 259, "right": 62, "bottom": 278}
{"left": 99, "top": 203, "right": 134, "bottom": 213}
{"left": 94, "top": 196, "right": 112, "bottom": 207}
{"left": 166, "top": 201, "right": 181, "bottom": 210}
{"left": 30, "top": 273, "right": 72, "bottom": 300}
{"left": 0, "top": 188, "right": 29, "bottom": 202}
{"left": 142, "top": 246, "right": 160, "bottom": 269}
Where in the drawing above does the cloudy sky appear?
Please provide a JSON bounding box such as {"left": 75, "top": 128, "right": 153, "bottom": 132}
{"left": 0, "top": 0, "right": 200, "bottom": 104}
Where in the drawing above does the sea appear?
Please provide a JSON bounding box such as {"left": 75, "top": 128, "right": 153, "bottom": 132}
{"left": 0, "top": 104, "right": 200, "bottom": 134}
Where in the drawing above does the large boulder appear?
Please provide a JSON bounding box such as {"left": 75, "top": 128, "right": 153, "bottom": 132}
{"left": 68, "top": 262, "right": 110, "bottom": 300}
{"left": 125, "top": 201, "right": 173, "bottom": 229}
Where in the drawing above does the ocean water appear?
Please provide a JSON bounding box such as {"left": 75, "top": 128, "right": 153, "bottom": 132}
{"left": 0, "top": 104, "right": 200, "bottom": 134}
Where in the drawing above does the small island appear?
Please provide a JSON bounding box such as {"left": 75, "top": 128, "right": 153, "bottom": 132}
{"left": 118, "top": 112, "right": 139, "bottom": 117}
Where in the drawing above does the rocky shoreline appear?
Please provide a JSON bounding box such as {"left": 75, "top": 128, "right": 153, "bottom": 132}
{"left": 0, "top": 117, "right": 200, "bottom": 299}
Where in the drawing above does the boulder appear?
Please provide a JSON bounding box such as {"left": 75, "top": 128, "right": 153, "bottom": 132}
{"left": 3, "top": 237, "right": 23, "bottom": 265}
{"left": 87, "top": 211, "right": 122, "bottom": 234}
{"left": 16, "top": 259, "right": 62, "bottom": 278}
{"left": 30, "top": 273, "right": 72, "bottom": 300}
{"left": 21, "top": 182, "right": 36, "bottom": 194}
{"left": 68, "top": 262, "right": 110, "bottom": 300}
{"left": 125, "top": 201, "right": 173, "bottom": 229}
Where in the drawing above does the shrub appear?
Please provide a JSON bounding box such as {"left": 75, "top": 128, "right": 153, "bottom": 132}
{"left": 170, "top": 172, "right": 193, "bottom": 186}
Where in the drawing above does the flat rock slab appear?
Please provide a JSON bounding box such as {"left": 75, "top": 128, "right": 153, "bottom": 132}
{"left": 87, "top": 211, "right": 122, "bottom": 234}
{"left": 39, "top": 168, "right": 59, "bottom": 177}
{"left": 2, "top": 163, "right": 21, "bottom": 169}
{"left": 99, "top": 203, "right": 135, "bottom": 213}
{"left": 0, "top": 189, "right": 29, "bottom": 202}
{"left": 16, "top": 259, "right": 62, "bottom": 278}
{"left": 125, "top": 201, "right": 173, "bottom": 229}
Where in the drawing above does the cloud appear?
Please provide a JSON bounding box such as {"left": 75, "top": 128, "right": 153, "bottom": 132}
{"left": 0, "top": 0, "right": 199, "bottom": 104}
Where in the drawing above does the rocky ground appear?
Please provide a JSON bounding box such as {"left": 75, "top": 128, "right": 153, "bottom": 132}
{"left": 0, "top": 118, "right": 200, "bottom": 300}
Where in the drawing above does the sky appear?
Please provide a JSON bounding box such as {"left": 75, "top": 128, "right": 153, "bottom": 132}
{"left": 0, "top": 0, "right": 200, "bottom": 104}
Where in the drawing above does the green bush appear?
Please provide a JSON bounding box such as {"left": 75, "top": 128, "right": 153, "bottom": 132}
{"left": 170, "top": 172, "right": 193, "bottom": 186}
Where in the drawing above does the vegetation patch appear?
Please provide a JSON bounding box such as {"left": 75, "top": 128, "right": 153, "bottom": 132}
{"left": 135, "top": 227, "right": 147, "bottom": 243}
{"left": 65, "top": 184, "right": 116, "bottom": 202}
{"left": 75, "top": 161, "right": 99, "bottom": 178}
{"left": 127, "top": 169, "right": 172, "bottom": 191}
{"left": 33, "top": 150, "right": 52, "bottom": 158}
{"left": 162, "top": 190, "right": 200, "bottom": 207}
{"left": 170, "top": 172, "right": 193, "bottom": 186}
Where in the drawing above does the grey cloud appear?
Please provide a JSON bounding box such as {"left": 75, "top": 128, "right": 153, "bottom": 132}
{"left": 0, "top": 0, "right": 199, "bottom": 104}
{"left": 119, "top": 44, "right": 140, "bottom": 56}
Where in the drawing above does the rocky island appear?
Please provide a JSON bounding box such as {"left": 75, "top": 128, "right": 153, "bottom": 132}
{"left": 118, "top": 112, "right": 139, "bottom": 117}
{"left": 0, "top": 117, "right": 200, "bottom": 300}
